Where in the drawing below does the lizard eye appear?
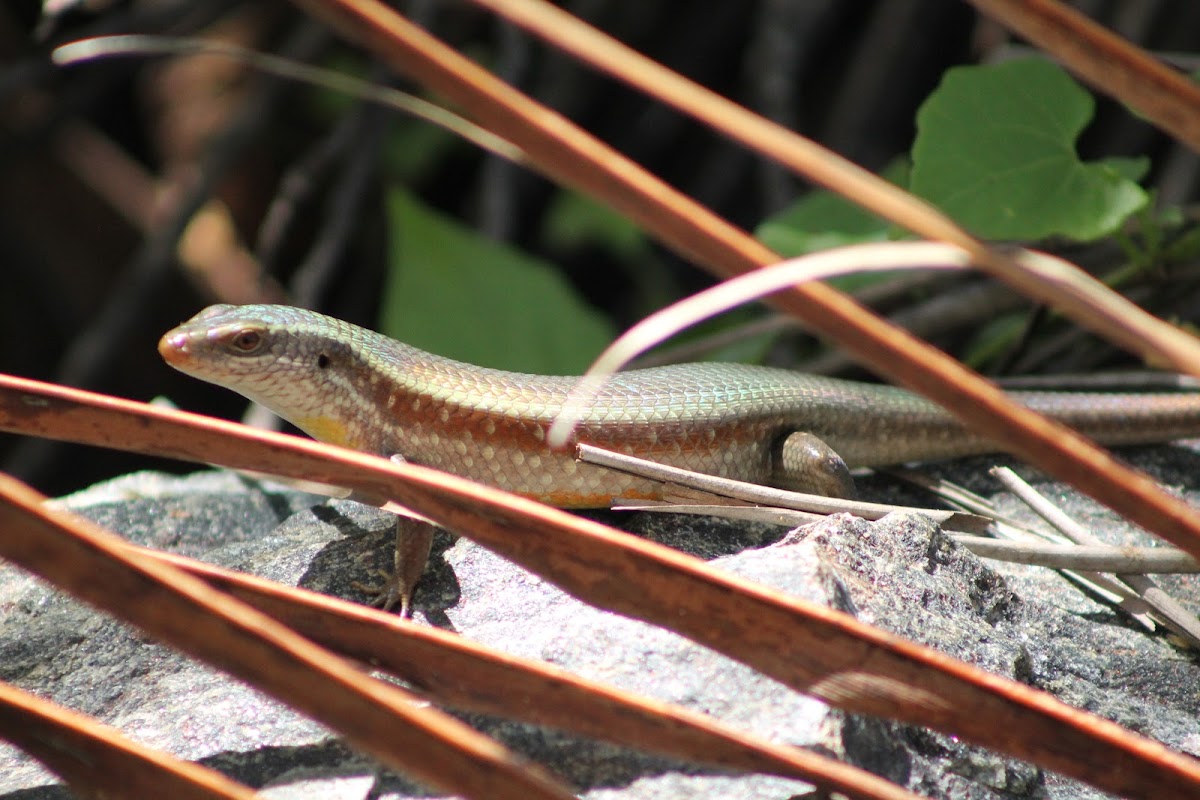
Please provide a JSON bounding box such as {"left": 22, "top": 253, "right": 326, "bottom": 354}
{"left": 230, "top": 329, "right": 264, "bottom": 353}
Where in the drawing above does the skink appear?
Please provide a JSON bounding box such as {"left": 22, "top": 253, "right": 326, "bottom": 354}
{"left": 160, "top": 304, "right": 1200, "bottom": 507}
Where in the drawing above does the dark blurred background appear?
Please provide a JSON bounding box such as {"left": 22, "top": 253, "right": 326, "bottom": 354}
{"left": 2, "top": 0, "right": 1199, "bottom": 495}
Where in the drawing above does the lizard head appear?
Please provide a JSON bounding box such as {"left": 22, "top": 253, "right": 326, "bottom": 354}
{"left": 159, "top": 304, "right": 369, "bottom": 447}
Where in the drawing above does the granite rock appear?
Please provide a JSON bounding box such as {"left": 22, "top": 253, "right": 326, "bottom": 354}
{"left": 1, "top": 446, "right": 1198, "bottom": 799}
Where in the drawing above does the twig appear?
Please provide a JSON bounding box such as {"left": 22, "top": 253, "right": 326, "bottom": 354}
{"left": 613, "top": 500, "right": 825, "bottom": 529}
{"left": 4, "top": 24, "right": 330, "bottom": 484}
{"left": 951, "top": 535, "right": 1200, "bottom": 573}
{"left": 802, "top": 278, "right": 1024, "bottom": 376}
{"left": 995, "top": 372, "right": 1200, "bottom": 391}
{"left": 628, "top": 314, "right": 801, "bottom": 369}
{"left": 255, "top": 98, "right": 361, "bottom": 272}
{"left": 575, "top": 443, "right": 990, "bottom": 532}
{"left": 991, "top": 466, "right": 1200, "bottom": 647}
{"left": 52, "top": 34, "right": 525, "bottom": 164}
{"left": 291, "top": 101, "right": 390, "bottom": 306}
{"left": 618, "top": 468, "right": 1200, "bottom": 574}
{"left": 886, "top": 466, "right": 1156, "bottom": 630}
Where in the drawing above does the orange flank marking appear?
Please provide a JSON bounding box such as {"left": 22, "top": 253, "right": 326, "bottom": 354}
{"left": 533, "top": 486, "right": 665, "bottom": 509}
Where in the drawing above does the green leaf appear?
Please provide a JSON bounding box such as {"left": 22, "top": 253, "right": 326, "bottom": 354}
{"left": 543, "top": 191, "right": 648, "bottom": 259}
{"left": 384, "top": 122, "right": 460, "bottom": 183}
{"left": 755, "top": 161, "right": 909, "bottom": 258}
{"left": 1165, "top": 225, "right": 1200, "bottom": 264}
{"left": 910, "top": 59, "right": 1149, "bottom": 242}
{"left": 755, "top": 190, "right": 890, "bottom": 257}
{"left": 961, "top": 311, "right": 1028, "bottom": 369}
{"left": 1103, "top": 156, "right": 1150, "bottom": 183}
{"left": 381, "top": 189, "right": 614, "bottom": 372}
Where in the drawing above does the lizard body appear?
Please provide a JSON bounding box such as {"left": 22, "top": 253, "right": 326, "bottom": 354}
{"left": 160, "top": 304, "right": 1200, "bottom": 506}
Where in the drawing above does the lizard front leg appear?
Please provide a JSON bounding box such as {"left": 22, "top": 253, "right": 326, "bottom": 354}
{"left": 772, "top": 431, "right": 857, "bottom": 499}
{"left": 349, "top": 454, "right": 437, "bottom": 616}
{"left": 366, "top": 516, "right": 436, "bottom": 617}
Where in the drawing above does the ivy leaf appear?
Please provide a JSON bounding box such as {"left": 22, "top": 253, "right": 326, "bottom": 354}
{"left": 910, "top": 59, "right": 1149, "bottom": 242}
{"left": 543, "top": 190, "right": 649, "bottom": 260}
{"left": 382, "top": 189, "right": 613, "bottom": 372}
{"left": 755, "top": 190, "right": 891, "bottom": 257}
{"left": 755, "top": 161, "right": 909, "bottom": 258}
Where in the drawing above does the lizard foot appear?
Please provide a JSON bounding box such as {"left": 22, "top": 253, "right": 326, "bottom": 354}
{"left": 353, "top": 516, "right": 436, "bottom": 617}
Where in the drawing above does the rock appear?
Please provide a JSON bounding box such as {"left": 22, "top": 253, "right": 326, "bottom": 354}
{"left": 1, "top": 446, "right": 1198, "bottom": 799}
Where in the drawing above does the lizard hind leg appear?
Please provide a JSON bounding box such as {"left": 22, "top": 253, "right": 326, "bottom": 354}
{"left": 772, "top": 431, "right": 858, "bottom": 499}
